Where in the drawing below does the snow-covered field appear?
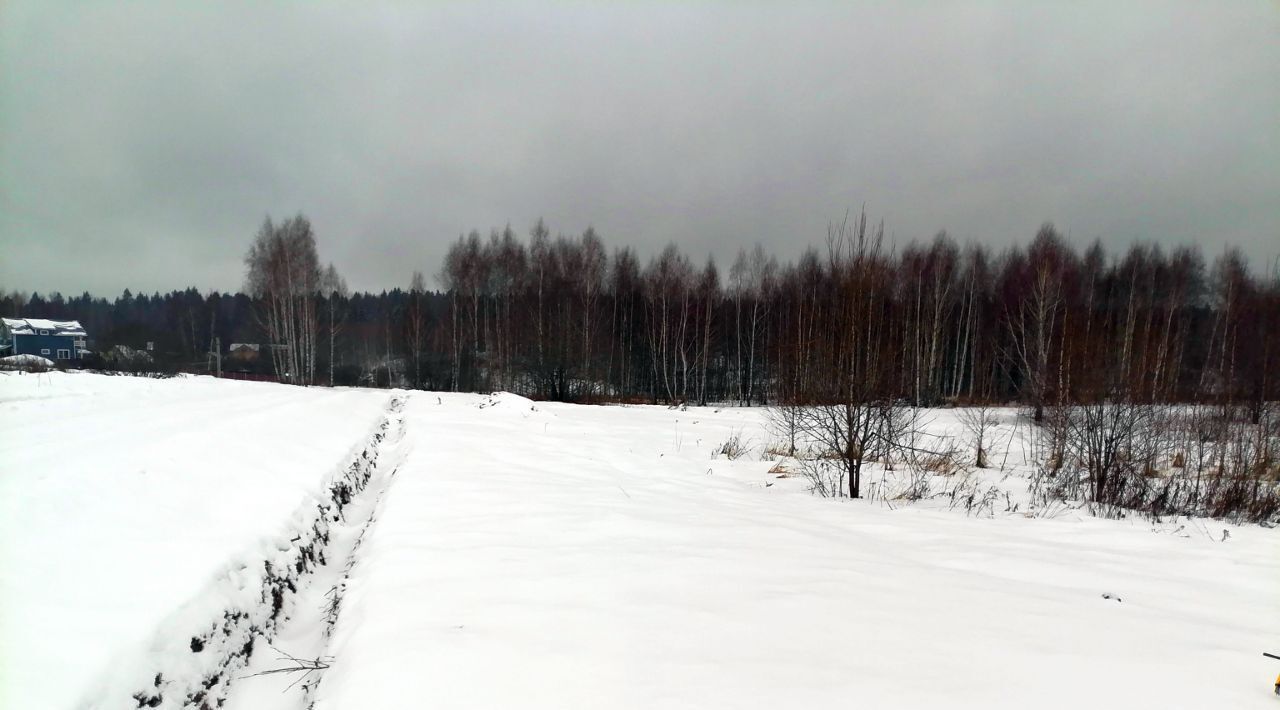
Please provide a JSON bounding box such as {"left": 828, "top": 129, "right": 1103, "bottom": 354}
{"left": 2, "top": 373, "right": 1277, "bottom": 708}
{"left": 0, "top": 373, "right": 392, "bottom": 708}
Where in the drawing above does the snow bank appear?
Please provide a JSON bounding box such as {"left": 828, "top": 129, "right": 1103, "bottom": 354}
{"left": 91, "top": 408, "right": 397, "bottom": 710}
{"left": 0, "top": 373, "right": 392, "bottom": 709}
{"left": 0, "top": 353, "right": 56, "bottom": 369}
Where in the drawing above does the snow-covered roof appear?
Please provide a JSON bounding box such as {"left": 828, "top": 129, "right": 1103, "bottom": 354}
{"left": 1, "top": 318, "right": 87, "bottom": 337}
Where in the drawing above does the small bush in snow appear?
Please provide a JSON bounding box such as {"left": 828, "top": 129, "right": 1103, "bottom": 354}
{"left": 716, "top": 432, "right": 749, "bottom": 460}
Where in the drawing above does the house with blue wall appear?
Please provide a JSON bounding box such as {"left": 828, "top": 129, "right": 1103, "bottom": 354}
{"left": 0, "top": 318, "right": 89, "bottom": 361}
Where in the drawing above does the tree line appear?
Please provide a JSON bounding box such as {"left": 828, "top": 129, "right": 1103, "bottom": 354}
{"left": 6, "top": 210, "right": 1275, "bottom": 520}
{"left": 414, "top": 211, "right": 1279, "bottom": 419}
{"left": 4, "top": 210, "right": 1277, "bottom": 414}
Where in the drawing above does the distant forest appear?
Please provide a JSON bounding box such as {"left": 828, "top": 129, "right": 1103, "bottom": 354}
{"left": 5, "top": 211, "right": 1278, "bottom": 415}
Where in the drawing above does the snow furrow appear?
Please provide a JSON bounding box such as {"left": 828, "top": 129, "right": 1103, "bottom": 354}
{"left": 220, "top": 396, "right": 410, "bottom": 709}
{"left": 86, "top": 396, "right": 404, "bottom": 710}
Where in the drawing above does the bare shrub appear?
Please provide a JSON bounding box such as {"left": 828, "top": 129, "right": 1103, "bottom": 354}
{"left": 785, "top": 400, "right": 893, "bottom": 498}
{"left": 796, "top": 456, "right": 846, "bottom": 498}
{"left": 241, "top": 645, "right": 332, "bottom": 693}
{"left": 765, "top": 404, "right": 802, "bottom": 457}
{"left": 761, "top": 443, "right": 792, "bottom": 460}
{"left": 943, "top": 471, "right": 1003, "bottom": 517}
{"left": 716, "top": 432, "right": 749, "bottom": 460}
{"left": 918, "top": 448, "right": 964, "bottom": 476}
{"left": 891, "top": 438, "right": 965, "bottom": 502}
{"left": 896, "top": 465, "right": 933, "bottom": 502}
{"left": 957, "top": 405, "right": 1000, "bottom": 468}
{"left": 1039, "top": 401, "right": 1280, "bottom": 523}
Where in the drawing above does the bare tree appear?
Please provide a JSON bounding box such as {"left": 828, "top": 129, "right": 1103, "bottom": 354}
{"left": 781, "top": 209, "right": 893, "bottom": 499}
{"left": 608, "top": 247, "right": 642, "bottom": 399}
{"left": 406, "top": 270, "right": 427, "bottom": 389}
{"left": 578, "top": 228, "right": 606, "bottom": 400}
{"left": 695, "top": 257, "right": 719, "bottom": 405}
{"left": 529, "top": 219, "right": 551, "bottom": 390}
{"left": 1002, "top": 225, "right": 1075, "bottom": 422}
{"left": 438, "top": 241, "right": 465, "bottom": 391}
{"left": 643, "top": 244, "right": 695, "bottom": 403}
{"left": 244, "top": 214, "right": 322, "bottom": 384}
{"left": 766, "top": 402, "right": 803, "bottom": 457}
{"left": 730, "top": 244, "right": 777, "bottom": 405}
{"left": 320, "top": 263, "right": 347, "bottom": 387}
{"left": 7, "top": 290, "right": 27, "bottom": 317}
{"left": 957, "top": 405, "right": 999, "bottom": 468}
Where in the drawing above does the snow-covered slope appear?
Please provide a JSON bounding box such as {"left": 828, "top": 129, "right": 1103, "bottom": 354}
{"left": 0, "top": 372, "right": 391, "bottom": 709}
{"left": 3, "top": 376, "right": 1277, "bottom": 708}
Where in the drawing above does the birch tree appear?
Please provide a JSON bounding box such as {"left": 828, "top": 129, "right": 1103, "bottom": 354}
{"left": 320, "top": 263, "right": 347, "bottom": 387}
{"left": 244, "top": 214, "right": 322, "bottom": 385}
{"left": 406, "top": 270, "right": 427, "bottom": 389}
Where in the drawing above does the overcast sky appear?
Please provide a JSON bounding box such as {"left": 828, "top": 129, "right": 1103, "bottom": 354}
{"left": 1, "top": 2, "right": 1276, "bottom": 296}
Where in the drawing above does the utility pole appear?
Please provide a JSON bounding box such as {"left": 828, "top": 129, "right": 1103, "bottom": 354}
{"left": 213, "top": 336, "right": 221, "bottom": 378}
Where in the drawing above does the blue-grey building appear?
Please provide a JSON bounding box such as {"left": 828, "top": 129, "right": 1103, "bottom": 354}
{"left": 0, "top": 318, "right": 88, "bottom": 361}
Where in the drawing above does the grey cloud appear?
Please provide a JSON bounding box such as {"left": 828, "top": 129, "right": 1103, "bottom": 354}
{"left": 2, "top": 1, "right": 1277, "bottom": 295}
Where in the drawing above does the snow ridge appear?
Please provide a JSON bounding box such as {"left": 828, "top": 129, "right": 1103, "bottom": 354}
{"left": 84, "top": 396, "right": 403, "bottom": 710}
{"left": 223, "top": 396, "right": 411, "bottom": 709}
